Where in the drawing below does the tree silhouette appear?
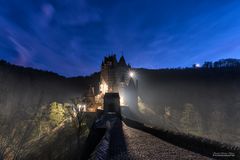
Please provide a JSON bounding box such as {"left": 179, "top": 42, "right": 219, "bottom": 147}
{"left": 180, "top": 103, "right": 203, "bottom": 136}
{"left": 209, "top": 110, "right": 226, "bottom": 141}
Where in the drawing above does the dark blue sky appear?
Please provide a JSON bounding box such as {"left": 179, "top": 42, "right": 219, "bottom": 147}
{"left": 0, "top": 0, "right": 240, "bottom": 76}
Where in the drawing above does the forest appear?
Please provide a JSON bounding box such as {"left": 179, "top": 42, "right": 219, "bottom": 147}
{"left": 135, "top": 67, "right": 240, "bottom": 146}
{"left": 0, "top": 60, "right": 98, "bottom": 159}
{"left": 1, "top": 59, "right": 240, "bottom": 159}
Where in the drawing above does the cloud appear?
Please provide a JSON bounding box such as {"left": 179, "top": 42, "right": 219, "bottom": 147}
{"left": 42, "top": 3, "right": 55, "bottom": 19}
{"left": 52, "top": 0, "right": 101, "bottom": 27}
{"left": 8, "top": 36, "right": 31, "bottom": 66}
{"left": 1, "top": 0, "right": 240, "bottom": 76}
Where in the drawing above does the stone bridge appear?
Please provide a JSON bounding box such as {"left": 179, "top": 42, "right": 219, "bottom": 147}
{"left": 81, "top": 93, "right": 239, "bottom": 160}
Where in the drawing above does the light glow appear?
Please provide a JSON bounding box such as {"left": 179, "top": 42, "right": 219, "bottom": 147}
{"left": 120, "top": 96, "right": 125, "bottom": 106}
{"left": 129, "top": 71, "right": 134, "bottom": 78}
{"left": 77, "top": 104, "right": 86, "bottom": 112}
{"left": 100, "top": 80, "right": 108, "bottom": 94}
{"left": 195, "top": 63, "right": 201, "bottom": 68}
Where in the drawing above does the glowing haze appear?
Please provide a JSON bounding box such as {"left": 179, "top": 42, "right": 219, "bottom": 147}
{"left": 0, "top": 0, "right": 240, "bottom": 76}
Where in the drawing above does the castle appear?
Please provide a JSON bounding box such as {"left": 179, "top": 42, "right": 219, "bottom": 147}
{"left": 99, "top": 54, "right": 138, "bottom": 107}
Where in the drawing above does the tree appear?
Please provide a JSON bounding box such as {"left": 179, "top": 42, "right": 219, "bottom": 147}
{"left": 0, "top": 112, "right": 36, "bottom": 160}
{"left": 66, "top": 98, "right": 87, "bottom": 152}
{"left": 209, "top": 110, "right": 226, "bottom": 141}
{"left": 180, "top": 103, "right": 203, "bottom": 136}
{"left": 163, "top": 106, "right": 181, "bottom": 132}
{"left": 49, "top": 102, "right": 66, "bottom": 127}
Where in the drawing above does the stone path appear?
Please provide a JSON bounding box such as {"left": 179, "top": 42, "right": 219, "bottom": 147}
{"left": 108, "top": 122, "right": 214, "bottom": 160}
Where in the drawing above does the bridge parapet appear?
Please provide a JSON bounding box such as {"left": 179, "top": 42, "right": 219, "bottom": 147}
{"left": 81, "top": 93, "right": 240, "bottom": 160}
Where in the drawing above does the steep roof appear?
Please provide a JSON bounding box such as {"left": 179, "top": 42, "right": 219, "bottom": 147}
{"left": 118, "top": 56, "right": 127, "bottom": 66}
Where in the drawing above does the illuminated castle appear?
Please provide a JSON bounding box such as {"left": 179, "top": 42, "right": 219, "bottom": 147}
{"left": 100, "top": 54, "right": 130, "bottom": 93}
{"left": 99, "top": 54, "right": 138, "bottom": 106}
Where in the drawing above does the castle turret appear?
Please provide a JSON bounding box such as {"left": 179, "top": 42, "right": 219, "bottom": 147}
{"left": 128, "top": 78, "right": 136, "bottom": 89}
{"left": 118, "top": 55, "right": 127, "bottom": 66}
{"left": 125, "top": 77, "right": 138, "bottom": 108}
{"left": 100, "top": 54, "right": 118, "bottom": 93}
{"left": 99, "top": 54, "right": 135, "bottom": 100}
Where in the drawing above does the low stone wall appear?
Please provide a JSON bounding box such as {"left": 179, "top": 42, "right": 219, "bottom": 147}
{"left": 123, "top": 118, "right": 240, "bottom": 160}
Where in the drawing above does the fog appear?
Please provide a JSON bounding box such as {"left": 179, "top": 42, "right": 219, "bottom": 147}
{"left": 0, "top": 61, "right": 98, "bottom": 159}
{"left": 124, "top": 68, "right": 240, "bottom": 146}
{"left": 0, "top": 60, "right": 98, "bottom": 117}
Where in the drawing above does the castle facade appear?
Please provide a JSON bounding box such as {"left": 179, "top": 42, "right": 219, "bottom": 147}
{"left": 99, "top": 54, "right": 137, "bottom": 107}
{"left": 100, "top": 54, "right": 130, "bottom": 93}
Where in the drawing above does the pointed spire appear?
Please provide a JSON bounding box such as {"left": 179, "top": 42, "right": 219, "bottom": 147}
{"left": 118, "top": 55, "right": 127, "bottom": 66}
{"left": 113, "top": 54, "right": 117, "bottom": 64}
{"left": 128, "top": 78, "right": 135, "bottom": 89}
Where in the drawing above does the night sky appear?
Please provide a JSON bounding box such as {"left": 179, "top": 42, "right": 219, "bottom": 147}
{"left": 0, "top": 0, "right": 240, "bottom": 77}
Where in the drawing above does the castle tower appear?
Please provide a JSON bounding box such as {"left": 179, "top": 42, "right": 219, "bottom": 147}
{"left": 116, "top": 56, "right": 129, "bottom": 88}
{"left": 100, "top": 55, "right": 118, "bottom": 93}
{"left": 99, "top": 54, "right": 130, "bottom": 94}
{"left": 99, "top": 54, "right": 138, "bottom": 107}
{"left": 125, "top": 78, "right": 138, "bottom": 107}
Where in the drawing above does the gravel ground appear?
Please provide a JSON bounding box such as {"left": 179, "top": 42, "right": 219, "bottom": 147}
{"left": 109, "top": 122, "right": 214, "bottom": 160}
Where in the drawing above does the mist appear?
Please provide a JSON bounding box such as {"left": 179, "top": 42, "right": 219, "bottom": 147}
{"left": 123, "top": 68, "right": 240, "bottom": 146}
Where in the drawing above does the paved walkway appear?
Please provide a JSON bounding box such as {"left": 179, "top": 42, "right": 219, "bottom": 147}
{"left": 108, "top": 122, "right": 213, "bottom": 160}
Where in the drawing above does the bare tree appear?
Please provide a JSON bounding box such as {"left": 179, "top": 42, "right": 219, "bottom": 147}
{"left": 0, "top": 93, "right": 44, "bottom": 160}
{"left": 0, "top": 113, "right": 35, "bottom": 160}
{"left": 0, "top": 117, "right": 10, "bottom": 160}
{"left": 66, "top": 97, "right": 87, "bottom": 150}
{"left": 180, "top": 103, "right": 203, "bottom": 136}
{"left": 209, "top": 110, "right": 226, "bottom": 141}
